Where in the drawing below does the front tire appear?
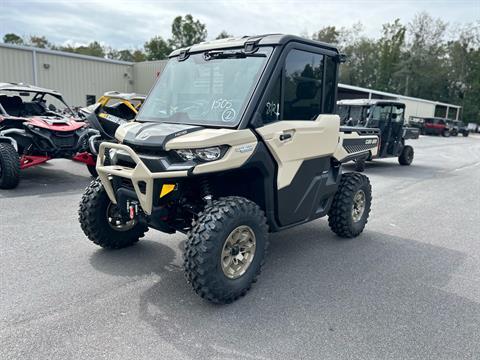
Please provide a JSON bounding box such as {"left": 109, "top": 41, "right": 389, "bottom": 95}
{"left": 328, "top": 173, "right": 372, "bottom": 238}
{"left": 184, "top": 196, "right": 269, "bottom": 304}
{"left": 78, "top": 179, "right": 147, "bottom": 249}
{"left": 398, "top": 145, "right": 414, "bottom": 166}
{"left": 0, "top": 143, "right": 20, "bottom": 189}
{"left": 442, "top": 129, "right": 451, "bottom": 137}
{"left": 463, "top": 131, "right": 469, "bottom": 137}
{"left": 87, "top": 164, "right": 98, "bottom": 178}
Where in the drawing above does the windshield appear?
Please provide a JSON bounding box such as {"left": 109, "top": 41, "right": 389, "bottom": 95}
{"left": 138, "top": 47, "right": 273, "bottom": 127}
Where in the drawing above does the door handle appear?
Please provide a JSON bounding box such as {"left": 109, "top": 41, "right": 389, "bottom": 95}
{"left": 279, "top": 133, "right": 292, "bottom": 141}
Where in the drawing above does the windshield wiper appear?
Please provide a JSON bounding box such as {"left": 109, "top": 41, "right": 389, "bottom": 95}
{"left": 203, "top": 50, "right": 266, "bottom": 61}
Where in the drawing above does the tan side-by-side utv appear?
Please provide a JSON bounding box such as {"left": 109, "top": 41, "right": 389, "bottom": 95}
{"left": 79, "top": 34, "right": 380, "bottom": 304}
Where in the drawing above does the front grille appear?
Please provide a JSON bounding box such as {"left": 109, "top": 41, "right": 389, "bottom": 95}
{"left": 52, "top": 135, "right": 76, "bottom": 148}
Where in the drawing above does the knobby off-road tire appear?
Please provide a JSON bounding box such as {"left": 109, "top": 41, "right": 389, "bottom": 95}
{"left": 398, "top": 145, "right": 414, "bottom": 166}
{"left": 328, "top": 172, "right": 372, "bottom": 238}
{"left": 184, "top": 196, "right": 269, "bottom": 304}
{"left": 0, "top": 143, "right": 20, "bottom": 189}
{"left": 78, "top": 179, "right": 147, "bottom": 249}
{"left": 87, "top": 164, "right": 98, "bottom": 178}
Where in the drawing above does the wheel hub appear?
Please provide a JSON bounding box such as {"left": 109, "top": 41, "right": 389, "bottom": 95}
{"left": 352, "top": 190, "right": 366, "bottom": 222}
{"left": 106, "top": 203, "right": 137, "bottom": 232}
{"left": 221, "top": 225, "right": 256, "bottom": 279}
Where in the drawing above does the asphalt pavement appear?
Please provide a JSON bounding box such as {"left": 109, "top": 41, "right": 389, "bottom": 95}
{"left": 1, "top": 134, "right": 479, "bottom": 360}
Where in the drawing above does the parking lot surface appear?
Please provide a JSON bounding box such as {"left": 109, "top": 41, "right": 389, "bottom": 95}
{"left": 1, "top": 135, "right": 479, "bottom": 360}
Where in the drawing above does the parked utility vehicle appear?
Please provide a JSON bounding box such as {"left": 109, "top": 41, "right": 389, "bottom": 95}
{"left": 79, "top": 35, "right": 379, "bottom": 303}
{"left": 337, "top": 99, "right": 419, "bottom": 171}
{"left": 423, "top": 117, "right": 450, "bottom": 136}
{"left": 79, "top": 91, "right": 146, "bottom": 176}
{"left": 0, "top": 83, "right": 96, "bottom": 189}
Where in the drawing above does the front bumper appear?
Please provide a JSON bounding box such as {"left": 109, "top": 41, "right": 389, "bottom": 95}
{"left": 97, "top": 142, "right": 188, "bottom": 215}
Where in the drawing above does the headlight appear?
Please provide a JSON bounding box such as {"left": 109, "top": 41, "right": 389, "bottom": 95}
{"left": 175, "top": 146, "right": 225, "bottom": 162}
{"left": 195, "top": 147, "right": 222, "bottom": 161}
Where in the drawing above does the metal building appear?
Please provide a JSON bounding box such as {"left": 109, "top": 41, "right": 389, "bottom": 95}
{"left": 338, "top": 83, "right": 461, "bottom": 121}
{"left": 0, "top": 43, "right": 134, "bottom": 106}
{"left": 1, "top": 43, "right": 462, "bottom": 120}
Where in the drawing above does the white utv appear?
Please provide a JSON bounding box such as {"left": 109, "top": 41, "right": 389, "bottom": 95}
{"left": 79, "top": 35, "right": 379, "bottom": 304}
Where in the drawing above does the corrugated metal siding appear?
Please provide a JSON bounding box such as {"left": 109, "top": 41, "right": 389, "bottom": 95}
{"left": 402, "top": 99, "right": 435, "bottom": 120}
{"left": 37, "top": 53, "right": 133, "bottom": 106}
{"left": 0, "top": 47, "right": 34, "bottom": 83}
{"left": 133, "top": 60, "right": 168, "bottom": 95}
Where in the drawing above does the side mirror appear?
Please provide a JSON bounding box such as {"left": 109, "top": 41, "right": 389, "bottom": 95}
{"left": 391, "top": 113, "right": 397, "bottom": 120}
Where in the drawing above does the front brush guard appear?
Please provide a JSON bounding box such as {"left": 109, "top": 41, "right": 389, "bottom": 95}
{"left": 97, "top": 142, "right": 188, "bottom": 215}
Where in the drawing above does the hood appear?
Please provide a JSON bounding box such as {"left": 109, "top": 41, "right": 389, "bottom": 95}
{"left": 28, "top": 116, "right": 85, "bottom": 131}
{"left": 115, "top": 122, "right": 204, "bottom": 150}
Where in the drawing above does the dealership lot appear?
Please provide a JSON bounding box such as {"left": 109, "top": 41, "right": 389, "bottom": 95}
{"left": 1, "top": 135, "right": 479, "bottom": 360}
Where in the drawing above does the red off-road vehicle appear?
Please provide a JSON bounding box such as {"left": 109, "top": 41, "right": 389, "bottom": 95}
{"left": 0, "top": 83, "right": 97, "bottom": 189}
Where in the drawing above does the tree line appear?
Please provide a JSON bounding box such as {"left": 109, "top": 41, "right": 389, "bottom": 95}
{"left": 2, "top": 13, "right": 479, "bottom": 122}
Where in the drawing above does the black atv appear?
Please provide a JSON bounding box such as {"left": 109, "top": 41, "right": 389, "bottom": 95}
{"left": 337, "top": 99, "right": 420, "bottom": 171}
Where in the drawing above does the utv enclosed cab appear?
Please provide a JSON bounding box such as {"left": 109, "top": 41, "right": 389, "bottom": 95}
{"left": 80, "top": 35, "right": 379, "bottom": 303}
{"left": 337, "top": 99, "right": 419, "bottom": 170}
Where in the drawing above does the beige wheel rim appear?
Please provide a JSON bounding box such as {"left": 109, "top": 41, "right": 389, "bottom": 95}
{"left": 352, "top": 190, "right": 366, "bottom": 222}
{"left": 221, "top": 225, "right": 256, "bottom": 279}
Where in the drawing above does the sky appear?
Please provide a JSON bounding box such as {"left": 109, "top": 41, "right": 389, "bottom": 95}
{"left": 0, "top": 0, "right": 478, "bottom": 49}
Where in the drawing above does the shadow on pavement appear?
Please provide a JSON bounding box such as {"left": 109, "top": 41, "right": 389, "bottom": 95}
{"left": 97, "top": 222, "right": 478, "bottom": 360}
{"left": 0, "top": 163, "right": 92, "bottom": 198}
{"left": 89, "top": 239, "right": 178, "bottom": 278}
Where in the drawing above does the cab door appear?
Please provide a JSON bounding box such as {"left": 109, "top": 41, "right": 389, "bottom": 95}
{"left": 255, "top": 47, "right": 340, "bottom": 227}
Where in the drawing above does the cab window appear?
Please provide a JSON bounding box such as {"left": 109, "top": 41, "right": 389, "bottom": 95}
{"left": 391, "top": 106, "right": 404, "bottom": 123}
{"left": 368, "top": 106, "right": 392, "bottom": 127}
{"left": 284, "top": 49, "right": 324, "bottom": 120}
{"left": 261, "top": 74, "right": 281, "bottom": 124}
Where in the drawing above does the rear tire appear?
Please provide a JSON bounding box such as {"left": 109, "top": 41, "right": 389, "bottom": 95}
{"left": 398, "top": 145, "right": 414, "bottom": 166}
{"left": 463, "top": 131, "right": 469, "bottom": 137}
{"left": 0, "top": 143, "right": 20, "bottom": 189}
{"left": 78, "top": 179, "right": 147, "bottom": 249}
{"left": 184, "top": 196, "right": 269, "bottom": 304}
{"left": 328, "top": 173, "right": 371, "bottom": 238}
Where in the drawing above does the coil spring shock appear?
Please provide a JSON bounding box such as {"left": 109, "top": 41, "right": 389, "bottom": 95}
{"left": 200, "top": 177, "right": 212, "bottom": 205}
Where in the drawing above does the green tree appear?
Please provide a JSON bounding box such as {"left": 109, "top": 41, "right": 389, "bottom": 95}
{"left": 170, "top": 14, "right": 207, "bottom": 49}
{"left": 132, "top": 50, "right": 146, "bottom": 62}
{"left": 29, "top": 35, "right": 50, "bottom": 48}
{"left": 3, "top": 33, "right": 24, "bottom": 45}
{"left": 376, "top": 19, "right": 406, "bottom": 91}
{"left": 216, "top": 30, "right": 232, "bottom": 40}
{"left": 144, "top": 36, "right": 172, "bottom": 60}
{"left": 67, "top": 41, "right": 105, "bottom": 57}
{"left": 312, "top": 26, "right": 340, "bottom": 45}
{"left": 401, "top": 12, "right": 448, "bottom": 99}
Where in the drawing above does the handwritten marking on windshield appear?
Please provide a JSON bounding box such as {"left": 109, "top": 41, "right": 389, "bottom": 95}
{"left": 222, "top": 108, "right": 236, "bottom": 122}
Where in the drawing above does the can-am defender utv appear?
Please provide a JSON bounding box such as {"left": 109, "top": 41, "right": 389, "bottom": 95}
{"left": 337, "top": 99, "right": 419, "bottom": 171}
{"left": 79, "top": 91, "right": 146, "bottom": 176}
{"left": 0, "top": 83, "right": 96, "bottom": 189}
{"left": 79, "top": 35, "right": 380, "bottom": 304}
